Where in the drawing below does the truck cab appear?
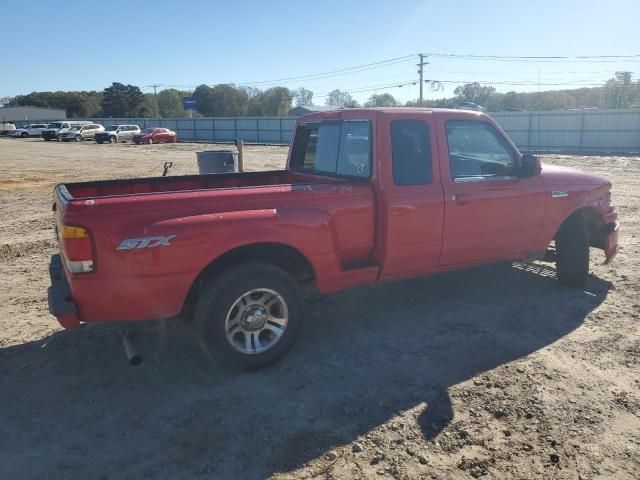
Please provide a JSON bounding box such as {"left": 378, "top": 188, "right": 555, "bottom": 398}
{"left": 47, "top": 108, "right": 619, "bottom": 369}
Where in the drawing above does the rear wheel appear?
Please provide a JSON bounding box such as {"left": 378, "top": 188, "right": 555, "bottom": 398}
{"left": 195, "top": 261, "right": 304, "bottom": 370}
{"left": 21, "top": 132, "right": 28, "bottom": 138}
{"left": 555, "top": 215, "right": 590, "bottom": 287}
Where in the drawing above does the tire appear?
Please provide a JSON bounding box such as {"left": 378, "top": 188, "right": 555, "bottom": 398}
{"left": 96, "top": 140, "right": 104, "bottom": 144}
{"left": 555, "top": 215, "right": 590, "bottom": 287}
{"left": 75, "top": 135, "right": 82, "bottom": 142}
{"left": 21, "top": 132, "right": 28, "bottom": 138}
{"left": 44, "top": 137, "right": 51, "bottom": 141}
{"left": 195, "top": 261, "right": 304, "bottom": 370}
{"left": 109, "top": 136, "right": 117, "bottom": 144}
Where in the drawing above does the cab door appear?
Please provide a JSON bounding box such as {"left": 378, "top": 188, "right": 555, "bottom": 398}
{"left": 436, "top": 115, "right": 546, "bottom": 266}
{"left": 379, "top": 113, "right": 445, "bottom": 277}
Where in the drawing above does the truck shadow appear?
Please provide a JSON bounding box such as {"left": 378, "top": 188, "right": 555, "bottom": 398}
{"left": 0, "top": 262, "right": 611, "bottom": 479}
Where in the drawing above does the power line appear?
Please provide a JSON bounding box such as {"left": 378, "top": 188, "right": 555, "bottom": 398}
{"left": 314, "top": 79, "right": 419, "bottom": 98}
{"left": 426, "top": 52, "right": 640, "bottom": 60}
{"left": 313, "top": 76, "right": 611, "bottom": 100}
{"left": 234, "top": 54, "right": 416, "bottom": 86}
{"left": 140, "top": 51, "right": 637, "bottom": 100}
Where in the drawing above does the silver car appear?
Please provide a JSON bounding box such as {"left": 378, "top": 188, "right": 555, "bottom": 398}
{"left": 9, "top": 123, "right": 49, "bottom": 138}
{"left": 95, "top": 125, "right": 141, "bottom": 144}
{"left": 59, "top": 124, "right": 105, "bottom": 142}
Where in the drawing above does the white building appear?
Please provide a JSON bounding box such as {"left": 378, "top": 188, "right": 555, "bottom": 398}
{"left": 0, "top": 106, "right": 67, "bottom": 122}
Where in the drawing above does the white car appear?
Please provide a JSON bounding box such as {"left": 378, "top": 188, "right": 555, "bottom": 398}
{"left": 58, "top": 124, "right": 105, "bottom": 142}
{"left": 9, "top": 123, "right": 49, "bottom": 138}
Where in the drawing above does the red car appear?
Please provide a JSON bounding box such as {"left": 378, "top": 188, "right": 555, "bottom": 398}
{"left": 48, "top": 108, "right": 619, "bottom": 370}
{"left": 133, "top": 127, "right": 177, "bottom": 144}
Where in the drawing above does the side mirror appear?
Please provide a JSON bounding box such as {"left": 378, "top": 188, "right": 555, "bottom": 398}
{"left": 519, "top": 154, "right": 541, "bottom": 178}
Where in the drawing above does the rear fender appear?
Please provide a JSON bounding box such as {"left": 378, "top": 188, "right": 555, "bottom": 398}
{"left": 160, "top": 206, "right": 339, "bottom": 301}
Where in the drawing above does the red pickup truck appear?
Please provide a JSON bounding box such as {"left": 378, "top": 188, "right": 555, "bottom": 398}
{"left": 48, "top": 108, "right": 619, "bottom": 369}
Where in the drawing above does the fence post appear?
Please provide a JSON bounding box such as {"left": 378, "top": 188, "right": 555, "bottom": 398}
{"left": 212, "top": 118, "right": 216, "bottom": 143}
{"left": 579, "top": 112, "right": 586, "bottom": 152}
{"left": 234, "top": 118, "right": 238, "bottom": 142}
{"left": 279, "top": 118, "right": 283, "bottom": 144}
{"left": 256, "top": 118, "right": 260, "bottom": 144}
{"left": 193, "top": 118, "right": 196, "bottom": 142}
{"left": 527, "top": 112, "right": 533, "bottom": 152}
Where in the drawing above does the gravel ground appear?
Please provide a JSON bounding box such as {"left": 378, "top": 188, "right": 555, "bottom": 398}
{"left": 0, "top": 138, "right": 638, "bottom": 480}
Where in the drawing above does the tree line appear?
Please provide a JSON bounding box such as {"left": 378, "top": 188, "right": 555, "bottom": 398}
{"left": 5, "top": 72, "right": 640, "bottom": 117}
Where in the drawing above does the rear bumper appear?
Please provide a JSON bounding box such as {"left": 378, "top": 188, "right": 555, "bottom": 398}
{"left": 47, "top": 254, "right": 81, "bottom": 329}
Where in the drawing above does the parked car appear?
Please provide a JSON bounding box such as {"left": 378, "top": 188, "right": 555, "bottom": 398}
{"left": 41, "top": 121, "right": 93, "bottom": 141}
{"left": 48, "top": 108, "right": 619, "bottom": 370}
{"left": 59, "top": 124, "right": 105, "bottom": 142}
{"left": 133, "top": 127, "right": 177, "bottom": 144}
{"left": 95, "top": 125, "right": 141, "bottom": 144}
{"left": 8, "top": 123, "right": 49, "bottom": 138}
{"left": 1, "top": 121, "right": 16, "bottom": 136}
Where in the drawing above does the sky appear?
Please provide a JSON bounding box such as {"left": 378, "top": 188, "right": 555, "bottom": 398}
{"left": 2, "top": 0, "right": 640, "bottom": 105}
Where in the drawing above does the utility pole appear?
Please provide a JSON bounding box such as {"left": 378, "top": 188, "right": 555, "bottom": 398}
{"left": 417, "top": 54, "right": 428, "bottom": 106}
{"left": 151, "top": 84, "right": 161, "bottom": 118}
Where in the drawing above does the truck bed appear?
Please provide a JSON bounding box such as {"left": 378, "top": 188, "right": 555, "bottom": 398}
{"left": 61, "top": 170, "right": 349, "bottom": 200}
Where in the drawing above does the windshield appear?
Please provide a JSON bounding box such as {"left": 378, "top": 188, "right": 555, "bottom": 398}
{"left": 49, "top": 122, "right": 63, "bottom": 129}
{"left": 142, "top": 128, "right": 156, "bottom": 133}
{"left": 109, "top": 125, "right": 119, "bottom": 131}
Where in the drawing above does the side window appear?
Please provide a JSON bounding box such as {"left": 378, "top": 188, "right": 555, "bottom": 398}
{"left": 307, "top": 124, "right": 340, "bottom": 172}
{"left": 390, "top": 120, "right": 432, "bottom": 185}
{"left": 446, "top": 120, "right": 516, "bottom": 180}
{"left": 337, "top": 121, "right": 371, "bottom": 176}
{"left": 291, "top": 121, "right": 371, "bottom": 178}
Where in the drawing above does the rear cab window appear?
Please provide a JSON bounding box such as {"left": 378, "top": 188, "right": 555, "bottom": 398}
{"left": 290, "top": 120, "right": 371, "bottom": 178}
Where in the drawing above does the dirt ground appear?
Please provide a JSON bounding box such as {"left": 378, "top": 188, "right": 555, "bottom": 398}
{"left": 0, "top": 138, "right": 638, "bottom": 480}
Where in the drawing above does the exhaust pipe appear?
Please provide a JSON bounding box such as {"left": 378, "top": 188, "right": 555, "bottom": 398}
{"left": 122, "top": 333, "right": 143, "bottom": 366}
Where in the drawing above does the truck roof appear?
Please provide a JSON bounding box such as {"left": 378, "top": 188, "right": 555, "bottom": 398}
{"left": 296, "top": 107, "right": 488, "bottom": 122}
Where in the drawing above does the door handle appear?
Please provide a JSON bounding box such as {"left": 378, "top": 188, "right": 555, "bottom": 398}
{"left": 452, "top": 193, "right": 471, "bottom": 205}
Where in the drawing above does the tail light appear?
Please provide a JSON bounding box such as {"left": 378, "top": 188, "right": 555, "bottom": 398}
{"left": 61, "top": 225, "right": 94, "bottom": 273}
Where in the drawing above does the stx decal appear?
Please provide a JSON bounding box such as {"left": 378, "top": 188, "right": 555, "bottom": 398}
{"left": 116, "top": 235, "right": 176, "bottom": 251}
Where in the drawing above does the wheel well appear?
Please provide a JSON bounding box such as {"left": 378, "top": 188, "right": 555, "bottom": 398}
{"left": 182, "top": 243, "right": 315, "bottom": 315}
{"left": 555, "top": 207, "right": 604, "bottom": 248}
